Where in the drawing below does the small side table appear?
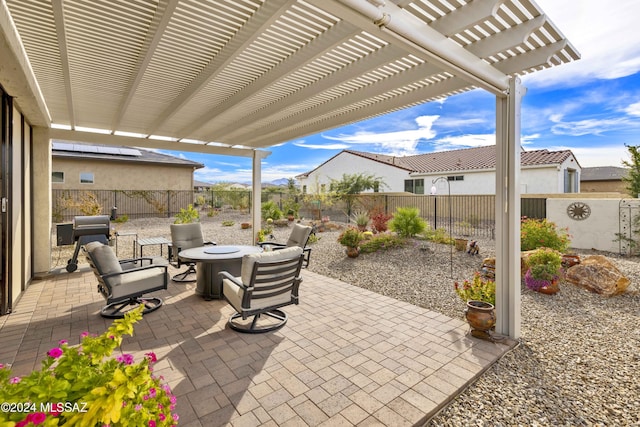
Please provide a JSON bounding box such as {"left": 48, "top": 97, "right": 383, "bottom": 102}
{"left": 137, "top": 237, "right": 171, "bottom": 258}
{"left": 115, "top": 231, "right": 138, "bottom": 257}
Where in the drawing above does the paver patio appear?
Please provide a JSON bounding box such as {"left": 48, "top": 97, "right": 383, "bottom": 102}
{"left": 0, "top": 265, "right": 515, "bottom": 426}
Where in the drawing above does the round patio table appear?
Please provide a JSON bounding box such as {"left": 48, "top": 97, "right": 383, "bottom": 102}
{"left": 178, "top": 245, "right": 262, "bottom": 300}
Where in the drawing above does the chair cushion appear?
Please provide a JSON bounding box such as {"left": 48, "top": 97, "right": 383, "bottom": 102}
{"left": 241, "top": 246, "right": 302, "bottom": 285}
{"left": 170, "top": 223, "right": 205, "bottom": 253}
{"left": 286, "top": 224, "right": 312, "bottom": 248}
{"left": 87, "top": 244, "right": 122, "bottom": 275}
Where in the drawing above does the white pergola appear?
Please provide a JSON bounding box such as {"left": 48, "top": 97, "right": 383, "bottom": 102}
{"left": 0, "top": 0, "right": 578, "bottom": 338}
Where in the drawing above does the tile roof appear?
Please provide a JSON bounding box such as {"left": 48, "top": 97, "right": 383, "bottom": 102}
{"left": 333, "top": 146, "right": 575, "bottom": 174}
{"left": 581, "top": 166, "right": 629, "bottom": 181}
{"left": 52, "top": 141, "right": 203, "bottom": 169}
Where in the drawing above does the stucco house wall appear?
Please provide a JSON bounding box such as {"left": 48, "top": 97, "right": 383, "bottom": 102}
{"left": 52, "top": 158, "right": 196, "bottom": 191}
{"left": 300, "top": 151, "right": 411, "bottom": 193}
{"left": 299, "top": 148, "right": 581, "bottom": 196}
{"left": 547, "top": 198, "right": 620, "bottom": 252}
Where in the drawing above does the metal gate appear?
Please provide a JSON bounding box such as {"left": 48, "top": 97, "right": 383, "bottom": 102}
{"left": 618, "top": 199, "right": 640, "bottom": 255}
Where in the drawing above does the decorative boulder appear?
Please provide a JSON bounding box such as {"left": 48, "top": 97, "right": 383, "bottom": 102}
{"left": 481, "top": 255, "right": 529, "bottom": 280}
{"left": 565, "top": 255, "right": 630, "bottom": 296}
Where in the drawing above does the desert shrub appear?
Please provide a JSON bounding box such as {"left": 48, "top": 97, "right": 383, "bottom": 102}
{"left": 112, "top": 214, "right": 128, "bottom": 224}
{"left": 261, "top": 201, "right": 282, "bottom": 220}
{"left": 521, "top": 218, "right": 570, "bottom": 252}
{"left": 370, "top": 210, "right": 393, "bottom": 233}
{"left": 78, "top": 191, "right": 102, "bottom": 216}
{"left": 388, "top": 207, "right": 426, "bottom": 237}
{"left": 423, "top": 227, "right": 454, "bottom": 245}
{"left": 222, "top": 220, "right": 235, "bottom": 227}
{"left": 174, "top": 204, "right": 199, "bottom": 224}
{"left": 359, "top": 234, "right": 406, "bottom": 254}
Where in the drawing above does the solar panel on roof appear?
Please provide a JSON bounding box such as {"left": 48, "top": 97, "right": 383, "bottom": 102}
{"left": 52, "top": 142, "right": 141, "bottom": 156}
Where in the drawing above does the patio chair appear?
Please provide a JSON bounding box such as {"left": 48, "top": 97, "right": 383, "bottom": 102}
{"left": 168, "top": 222, "right": 215, "bottom": 282}
{"left": 258, "top": 223, "right": 312, "bottom": 267}
{"left": 85, "top": 242, "right": 168, "bottom": 318}
{"left": 219, "top": 246, "right": 304, "bottom": 333}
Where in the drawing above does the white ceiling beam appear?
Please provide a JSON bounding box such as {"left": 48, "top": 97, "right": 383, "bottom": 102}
{"left": 221, "top": 61, "right": 442, "bottom": 143}
{"left": 208, "top": 41, "right": 403, "bottom": 141}
{"left": 466, "top": 14, "right": 546, "bottom": 58}
{"left": 321, "top": 0, "right": 510, "bottom": 95}
{"left": 239, "top": 76, "right": 470, "bottom": 148}
{"left": 184, "top": 21, "right": 360, "bottom": 139}
{"left": 494, "top": 40, "right": 568, "bottom": 75}
{"left": 429, "top": 0, "right": 505, "bottom": 36}
{"left": 49, "top": 128, "right": 265, "bottom": 158}
{"left": 111, "top": 0, "right": 179, "bottom": 132}
{"left": 51, "top": 0, "right": 75, "bottom": 128}
{"left": 0, "top": 1, "right": 50, "bottom": 125}
{"left": 145, "top": 0, "right": 294, "bottom": 136}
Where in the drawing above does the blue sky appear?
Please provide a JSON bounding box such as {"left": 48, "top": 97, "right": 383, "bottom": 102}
{"left": 168, "top": 0, "right": 640, "bottom": 184}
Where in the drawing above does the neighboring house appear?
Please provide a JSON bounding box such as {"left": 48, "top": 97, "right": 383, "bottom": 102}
{"left": 52, "top": 141, "right": 203, "bottom": 191}
{"left": 580, "top": 166, "right": 629, "bottom": 194}
{"left": 194, "top": 180, "right": 214, "bottom": 191}
{"left": 297, "top": 146, "right": 581, "bottom": 195}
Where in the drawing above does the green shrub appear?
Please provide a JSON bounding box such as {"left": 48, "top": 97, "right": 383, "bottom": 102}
{"left": 521, "top": 218, "right": 570, "bottom": 252}
{"left": 338, "top": 227, "right": 363, "bottom": 247}
{"left": 261, "top": 201, "right": 283, "bottom": 220}
{"left": 174, "top": 204, "right": 199, "bottom": 224}
{"left": 359, "top": 234, "right": 406, "bottom": 254}
{"left": 112, "top": 214, "right": 128, "bottom": 224}
{"left": 222, "top": 220, "right": 235, "bottom": 227}
{"left": 388, "top": 207, "right": 426, "bottom": 237}
{"left": 423, "top": 227, "right": 454, "bottom": 245}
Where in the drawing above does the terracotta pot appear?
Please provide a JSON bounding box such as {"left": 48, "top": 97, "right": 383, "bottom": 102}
{"left": 538, "top": 278, "right": 560, "bottom": 294}
{"left": 464, "top": 300, "right": 496, "bottom": 339}
{"left": 455, "top": 238, "right": 468, "bottom": 251}
{"left": 345, "top": 246, "right": 359, "bottom": 258}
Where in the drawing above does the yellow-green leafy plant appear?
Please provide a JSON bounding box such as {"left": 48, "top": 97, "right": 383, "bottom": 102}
{"left": 0, "top": 306, "right": 177, "bottom": 426}
{"left": 337, "top": 227, "right": 363, "bottom": 248}
{"left": 454, "top": 272, "right": 496, "bottom": 305}
{"left": 174, "top": 204, "right": 199, "bottom": 224}
{"left": 520, "top": 217, "right": 570, "bottom": 252}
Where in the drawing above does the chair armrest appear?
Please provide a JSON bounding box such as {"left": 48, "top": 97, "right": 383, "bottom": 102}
{"left": 218, "top": 271, "right": 247, "bottom": 289}
{"left": 258, "top": 242, "right": 286, "bottom": 249}
{"left": 102, "top": 262, "right": 167, "bottom": 279}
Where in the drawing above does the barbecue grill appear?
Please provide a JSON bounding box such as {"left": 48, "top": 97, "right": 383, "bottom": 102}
{"left": 66, "top": 215, "right": 111, "bottom": 272}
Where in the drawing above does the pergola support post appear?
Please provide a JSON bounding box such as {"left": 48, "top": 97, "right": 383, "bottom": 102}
{"left": 251, "top": 150, "right": 271, "bottom": 243}
{"left": 495, "top": 76, "right": 525, "bottom": 339}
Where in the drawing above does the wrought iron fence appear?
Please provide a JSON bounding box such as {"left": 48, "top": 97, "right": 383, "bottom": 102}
{"left": 53, "top": 188, "right": 548, "bottom": 241}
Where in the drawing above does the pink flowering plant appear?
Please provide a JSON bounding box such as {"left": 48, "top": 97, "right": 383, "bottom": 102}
{"left": 0, "top": 306, "right": 178, "bottom": 426}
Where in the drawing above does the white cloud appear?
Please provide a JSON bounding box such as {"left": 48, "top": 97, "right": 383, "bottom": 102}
{"left": 293, "top": 141, "right": 350, "bottom": 150}
{"left": 321, "top": 115, "right": 441, "bottom": 155}
{"left": 550, "top": 116, "right": 640, "bottom": 136}
{"left": 324, "top": 115, "right": 438, "bottom": 153}
{"left": 625, "top": 102, "right": 640, "bottom": 117}
{"left": 550, "top": 145, "right": 629, "bottom": 168}
{"left": 524, "top": 0, "right": 640, "bottom": 87}
{"left": 433, "top": 134, "right": 495, "bottom": 150}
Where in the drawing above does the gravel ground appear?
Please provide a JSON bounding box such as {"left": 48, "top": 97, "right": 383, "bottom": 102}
{"left": 51, "top": 212, "right": 640, "bottom": 425}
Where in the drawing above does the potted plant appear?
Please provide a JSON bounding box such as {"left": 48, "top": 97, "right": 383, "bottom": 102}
{"left": 0, "top": 306, "right": 178, "bottom": 426}
{"left": 524, "top": 247, "right": 563, "bottom": 294}
{"left": 338, "top": 227, "right": 363, "bottom": 258}
{"left": 352, "top": 211, "right": 369, "bottom": 232}
{"left": 454, "top": 272, "right": 496, "bottom": 340}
